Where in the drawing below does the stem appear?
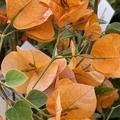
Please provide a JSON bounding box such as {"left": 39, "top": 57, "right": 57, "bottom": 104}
{"left": 0, "top": 81, "right": 50, "bottom": 118}
{"left": 0, "top": 0, "right": 32, "bottom": 52}
{"left": 0, "top": 23, "right": 12, "bottom": 52}
{"left": 94, "top": 0, "right": 99, "bottom": 14}
{"left": 106, "top": 105, "right": 120, "bottom": 120}
{"left": 13, "top": 90, "right": 50, "bottom": 118}
{"left": 33, "top": 114, "right": 43, "bottom": 120}
{"left": 52, "top": 34, "right": 60, "bottom": 57}
{"left": 0, "top": 85, "right": 14, "bottom": 106}
{"left": 32, "top": 58, "right": 55, "bottom": 89}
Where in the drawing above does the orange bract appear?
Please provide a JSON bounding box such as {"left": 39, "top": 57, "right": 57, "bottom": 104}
{"left": 69, "top": 57, "right": 105, "bottom": 87}
{"left": 0, "top": 115, "right": 2, "bottom": 120}
{"left": 47, "top": 79, "right": 97, "bottom": 119}
{"left": 91, "top": 33, "right": 120, "bottom": 76}
{"left": 26, "top": 18, "right": 55, "bottom": 42}
{"left": 49, "top": 0, "right": 89, "bottom": 27}
{"left": 73, "top": 9, "right": 93, "bottom": 30}
{"left": 74, "top": 67, "right": 105, "bottom": 87}
{"left": 1, "top": 46, "right": 69, "bottom": 93}
{"left": 27, "top": 63, "right": 58, "bottom": 92}
{"left": 1, "top": 46, "right": 59, "bottom": 93}
{"left": 74, "top": 13, "right": 101, "bottom": 40}
{"left": 6, "top": 0, "right": 52, "bottom": 29}
{"left": 59, "top": 66, "right": 76, "bottom": 82}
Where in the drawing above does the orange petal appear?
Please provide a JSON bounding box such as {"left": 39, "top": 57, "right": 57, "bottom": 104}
{"left": 17, "top": 46, "right": 51, "bottom": 68}
{"left": 84, "top": 22, "right": 102, "bottom": 41}
{"left": 47, "top": 81, "right": 97, "bottom": 119}
{"left": 27, "top": 63, "right": 58, "bottom": 92}
{"left": 58, "top": 5, "right": 88, "bottom": 27}
{"left": 1, "top": 51, "right": 29, "bottom": 75}
{"left": 1, "top": 51, "right": 32, "bottom": 93}
{"left": 59, "top": 66, "right": 76, "bottom": 82}
{"left": 53, "top": 58, "right": 67, "bottom": 73}
{"left": 74, "top": 67, "right": 105, "bottom": 87}
{"left": 55, "top": 92, "right": 62, "bottom": 120}
{"left": 26, "top": 18, "right": 55, "bottom": 42}
{"left": 50, "top": 0, "right": 88, "bottom": 27}
{"left": 57, "top": 38, "right": 70, "bottom": 51}
{"left": 6, "top": 0, "right": 52, "bottom": 29}
{"left": 73, "top": 9, "right": 93, "bottom": 30}
{"left": 0, "top": 114, "right": 2, "bottom": 120}
{"left": 55, "top": 78, "right": 73, "bottom": 89}
{"left": 70, "top": 40, "right": 76, "bottom": 56}
{"left": 91, "top": 34, "right": 120, "bottom": 75}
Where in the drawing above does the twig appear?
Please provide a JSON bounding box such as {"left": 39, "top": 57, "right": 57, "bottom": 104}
{"left": 0, "top": 85, "right": 14, "bottom": 106}
{"left": 32, "top": 58, "right": 55, "bottom": 89}
{"left": 105, "top": 105, "right": 120, "bottom": 120}
{"left": 0, "top": 81, "right": 51, "bottom": 118}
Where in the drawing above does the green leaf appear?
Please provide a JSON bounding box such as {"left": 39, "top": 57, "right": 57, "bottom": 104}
{"left": 75, "top": 31, "right": 83, "bottom": 54}
{"left": 60, "top": 30, "right": 74, "bottom": 40}
{"left": 105, "top": 22, "right": 120, "bottom": 34}
{"left": 26, "top": 90, "right": 47, "bottom": 108}
{"left": 5, "top": 69, "right": 28, "bottom": 87}
{"left": 6, "top": 100, "right": 33, "bottom": 120}
{"left": 95, "top": 87, "right": 116, "bottom": 95}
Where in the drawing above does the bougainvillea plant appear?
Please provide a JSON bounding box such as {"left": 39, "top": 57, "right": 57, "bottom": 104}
{"left": 0, "top": 0, "right": 120, "bottom": 120}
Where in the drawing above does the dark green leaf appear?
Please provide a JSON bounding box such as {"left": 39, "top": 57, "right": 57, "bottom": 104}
{"left": 6, "top": 100, "right": 33, "bottom": 120}
{"left": 26, "top": 90, "right": 47, "bottom": 108}
{"left": 5, "top": 69, "right": 28, "bottom": 87}
{"left": 106, "top": 22, "right": 120, "bottom": 34}
{"left": 95, "top": 86, "right": 116, "bottom": 95}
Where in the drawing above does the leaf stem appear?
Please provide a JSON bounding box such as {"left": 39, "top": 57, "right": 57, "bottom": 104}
{"left": 0, "top": 81, "right": 51, "bottom": 118}
{"left": 0, "top": 84, "right": 14, "bottom": 106}
{"left": 32, "top": 58, "right": 55, "bottom": 89}
{"left": 105, "top": 105, "right": 120, "bottom": 120}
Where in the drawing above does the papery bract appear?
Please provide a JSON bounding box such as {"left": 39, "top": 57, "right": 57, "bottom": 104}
{"left": 47, "top": 79, "right": 97, "bottom": 119}
{"left": 91, "top": 33, "right": 120, "bottom": 76}
{"left": 49, "top": 0, "right": 89, "bottom": 27}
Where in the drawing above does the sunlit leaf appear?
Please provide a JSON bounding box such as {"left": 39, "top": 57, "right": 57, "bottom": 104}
{"left": 5, "top": 69, "right": 28, "bottom": 87}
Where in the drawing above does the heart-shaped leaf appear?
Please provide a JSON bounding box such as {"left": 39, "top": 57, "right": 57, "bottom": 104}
{"left": 26, "top": 90, "right": 47, "bottom": 108}
{"left": 5, "top": 69, "right": 28, "bottom": 87}
{"left": 6, "top": 100, "right": 33, "bottom": 120}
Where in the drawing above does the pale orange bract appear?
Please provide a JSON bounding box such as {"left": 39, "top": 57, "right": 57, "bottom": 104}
{"left": 59, "top": 66, "right": 76, "bottom": 82}
{"left": 1, "top": 46, "right": 68, "bottom": 93}
{"left": 69, "top": 57, "right": 105, "bottom": 87}
{"left": 91, "top": 33, "right": 120, "bottom": 76}
{"left": 47, "top": 79, "right": 97, "bottom": 119}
